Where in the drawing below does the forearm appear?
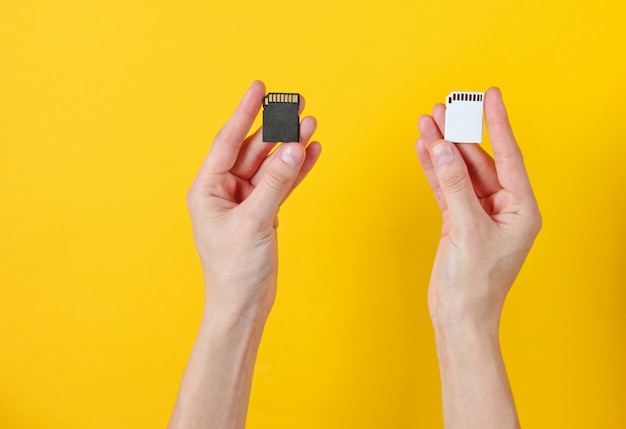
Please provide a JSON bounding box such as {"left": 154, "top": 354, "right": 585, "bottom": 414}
{"left": 434, "top": 321, "right": 520, "bottom": 429}
{"left": 168, "top": 305, "right": 267, "bottom": 429}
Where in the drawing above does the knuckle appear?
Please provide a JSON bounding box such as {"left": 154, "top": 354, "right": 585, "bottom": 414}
{"left": 519, "top": 199, "right": 543, "bottom": 237}
{"left": 529, "top": 206, "right": 543, "bottom": 236}
{"left": 439, "top": 164, "right": 470, "bottom": 194}
{"left": 264, "top": 167, "right": 292, "bottom": 193}
{"left": 186, "top": 182, "right": 200, "bottom": 211}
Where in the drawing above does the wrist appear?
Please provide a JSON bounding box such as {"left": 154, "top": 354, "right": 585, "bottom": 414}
{"left": 201, "top": 295, "right": 271, "bottom": 337}
{"left": 202, "top": 276, "right": 277, "bottom": 329}
{"left": 189, "top": 305, "right": 268, "bottom": 377}
{"left": 428, "top": 280, "right": 507, "bottom": 334}
{"left": 169, "top": 287, "right": 269, "bottom": 429}
{"left": 433, "top": 319, "right": 505, "bottom": 394}
{"left": 433, "top": 312, "right": 520, "bottom": 429}
{"left": 433, "top": 318, "right": 500, "bottom": 349}
{"left": 431, "top": 308, "right": 502, "bottom": 336}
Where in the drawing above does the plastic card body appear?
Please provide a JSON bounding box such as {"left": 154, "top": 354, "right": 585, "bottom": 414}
{"left": 444, "top": 91, "right": 484, "bottom": 143}
{"left": 262, "top": 92, "right": 300, "bottom": 143}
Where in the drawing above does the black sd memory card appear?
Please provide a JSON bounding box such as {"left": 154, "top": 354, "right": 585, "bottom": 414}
{"left": 262, "top": 92, "right": 299, "bottom": 142}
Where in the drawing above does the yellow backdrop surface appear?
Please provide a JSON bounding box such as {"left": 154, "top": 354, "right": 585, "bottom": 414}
{"left": 1, "top": 0, "right": 625, "bottom": 427}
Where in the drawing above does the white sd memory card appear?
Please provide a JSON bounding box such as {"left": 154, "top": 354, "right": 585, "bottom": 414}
{"left": 444, "top": 91, "right": 484, "bottom": 143}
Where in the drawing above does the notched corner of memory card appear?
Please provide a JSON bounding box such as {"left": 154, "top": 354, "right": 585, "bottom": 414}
{"left": 262, "top": 92, "right": 300, "bottom": 143}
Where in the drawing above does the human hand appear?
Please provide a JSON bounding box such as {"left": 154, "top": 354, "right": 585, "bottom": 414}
{"left": 416, "top": 88, "right": 541, "bottom": 330}
{"left": 187, "top": 81, "right": 321, "bottom": 324}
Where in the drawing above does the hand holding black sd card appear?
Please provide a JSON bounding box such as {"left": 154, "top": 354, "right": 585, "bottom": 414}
{"left": 262, "top": 93, "right": 300, "bottom": 143}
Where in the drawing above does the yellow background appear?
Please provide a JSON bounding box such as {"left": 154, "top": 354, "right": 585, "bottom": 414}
{"left": 1, "top": 0, "right": 625, "bottom": 427}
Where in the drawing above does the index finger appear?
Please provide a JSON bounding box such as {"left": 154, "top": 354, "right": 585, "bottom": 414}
{"left": 485, "top": 87, "right": 534, "bottom": 197}
{"left": 198, "top": 80, "right": 266, "bottom": 178}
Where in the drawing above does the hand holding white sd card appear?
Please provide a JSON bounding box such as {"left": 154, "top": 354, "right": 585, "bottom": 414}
{"left": 444, "top": 91, "right": 485, "bottom": 143}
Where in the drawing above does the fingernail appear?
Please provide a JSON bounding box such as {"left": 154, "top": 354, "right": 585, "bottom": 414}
{"left": 281, "top": 146, "right": 301, "bottom": 167}
{"left": 432, "top": 143, "right": 455, "bottom": 167}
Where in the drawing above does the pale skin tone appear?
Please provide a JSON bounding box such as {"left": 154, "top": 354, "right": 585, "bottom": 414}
{"left": 416, "top": 87, "right": 542, "bottom": 428}
{"left": 168, "top": 80, "right": 321, "bottom": 429}
{"left": 168, "top": 83, "right": 541, "bottom": 429}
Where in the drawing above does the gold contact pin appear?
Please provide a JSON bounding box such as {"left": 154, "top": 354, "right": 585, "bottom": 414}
{"left": 264, "top": 93, "right": 300, "bottom": 104}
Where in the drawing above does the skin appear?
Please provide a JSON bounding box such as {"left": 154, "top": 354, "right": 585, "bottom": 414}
{"left": 168, "top": 80, "right": 321, "bottom": 429}
{"left": 416, "top": 87, "right": 542, "bottom": 429}
{"left": 168, "top": 83, "right": 541, "bottom": 429}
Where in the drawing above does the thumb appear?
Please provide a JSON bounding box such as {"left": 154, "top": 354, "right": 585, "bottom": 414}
{"left": 244, "top": 143, "right": 305, "bottom": 224}
{"left": 428, "top": 141, "right": 483, "bottom": 220}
